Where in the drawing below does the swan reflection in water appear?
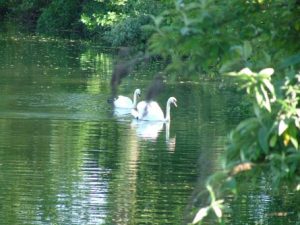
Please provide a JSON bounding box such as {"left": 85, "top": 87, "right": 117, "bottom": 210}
{"left": 165, "top": 122, "right": 176, "bottom": 152}
{"left": 131, "top": 120, "right": 176, "bottom": 152}
{"left": 131, "top": 120, "right": 163, "bottom": 140}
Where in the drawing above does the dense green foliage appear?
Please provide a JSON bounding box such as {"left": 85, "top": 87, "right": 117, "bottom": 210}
{"left": 81, "top": 0, "right": 170, "bottom": 46}
{"left": 0, "top": 0, "right": 50, "bottom": 30}
{"left": 36, "top": 0, "right": 84, "bottom": 37}
{"left": 0, "top": 0, "right": 169, "bottom": 45}
{"left": 192, "top": 68, "right": 300, "bottom": 224}
{"left": 146, "top": 0, "right": 300, "bottom": 78}
{"left": 226, "top": 68, "right": 300, "bottom": 173}
{"left": 2, "top": 0, "right": 300, "bottom": 68}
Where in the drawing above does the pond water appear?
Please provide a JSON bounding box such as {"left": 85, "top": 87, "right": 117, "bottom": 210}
{"left": 0, "top": 36, "right": 299, "bottom": 225}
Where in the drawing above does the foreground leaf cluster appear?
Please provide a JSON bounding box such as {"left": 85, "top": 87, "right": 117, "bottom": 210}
{"left": 193, "top": 68, "right": 300, "bottom": 224}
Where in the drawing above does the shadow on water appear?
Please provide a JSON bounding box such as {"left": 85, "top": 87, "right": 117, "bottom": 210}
{"left": 0, "top": 36, "right": 299, "bottom": 225}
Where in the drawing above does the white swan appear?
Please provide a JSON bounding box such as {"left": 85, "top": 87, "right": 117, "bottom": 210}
{"left": 131, "top": 97, "right": 177, "bottom": 121}
{"left": 114, "top": 89, "right": 141, "bottom": 108}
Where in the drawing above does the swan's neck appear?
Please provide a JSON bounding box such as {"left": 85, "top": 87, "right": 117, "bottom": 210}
{"left": 165, "top": 100, "right": 172, "bottom": 122}
{"left": 133, "top": 92, "right": 138, "bottom": 107}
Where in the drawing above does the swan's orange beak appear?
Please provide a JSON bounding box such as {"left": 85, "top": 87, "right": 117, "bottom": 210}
{"left": 173, "top": 101, "right": 177, "bottom": 107}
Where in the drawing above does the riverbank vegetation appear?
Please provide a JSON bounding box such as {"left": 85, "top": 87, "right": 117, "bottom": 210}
{"left": 2, "top": 1, "right": 299, "bottom": 77}
{"left": 0, "top": 0, "right": 169, "bottom": 47}
{"left": 1, "top": 0, "right": 300, "bottom": 224}
{"left": 192, "top": 67, "right": 300, "bottom": 224}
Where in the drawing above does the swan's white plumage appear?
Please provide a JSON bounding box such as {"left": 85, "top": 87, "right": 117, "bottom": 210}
{"left": 132, "top": 97, "right": 177, "bottom": 122}
{"left": 114, "top": 89, "right": 140, "bottom": 109}
{"left": 114, "top": 95, "right": 133, "bottom": 108}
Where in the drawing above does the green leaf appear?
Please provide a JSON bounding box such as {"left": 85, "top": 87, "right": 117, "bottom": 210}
{"left": 290, "top": 136, "right": 298, "bottom": 149}
{"left": 262, "top": 51, "right": 271, "bottom": 65}
{"left": 258, "top": 68, "right": 274, "bottom": 76}
{"left": 278, "top": 120, "right": 288, "bottom": 136}
{"left": 236, "top": 118, "right": 259, "bottom": 133}
{"left": 262, "top": 79, "right": 276, "bottom": 100}
{"left": 230, "top": 45, "right": 243, "bottom": 56}
{"left": 255, "top": 87, "right": 263, "bottom": 106}
{"left": 142, "top": 24, "right": 156, "bottom": 32}
{"left": 225, "top": 177, "right": 237, "bottom": 194}
{"left": 260, "top": 84, "right": 271, "bottom": 112}
{"left": 193, "top": 207, "right": 210, "bottom": 224}
{"left": 269, "top": 134, "right": 277, "bottom": 148}
{"left": 279, "top": 53, "right": 300, "bottom": 69}
{"left": 286, "top": 152, "right": 300, "bottom": 161}
{"left": 212, "top": 200, "right": 224, "bottom": 218}
{"left": 212, "top": 204, "right": 222, "bottom": 218}
{"left": 288, "top": 125, "right": 298, "bottom": 149}
{"left": 185, "top": 2, "right": 201, "bottom": 11}
{"left": 238, "top": 67, "right": 253, "bottom": 76}
{"left": 253, "top": 105, "right": 261, "bottom": 118}
{"left": 220, "top": 60, "right": 240, "bottom": 73}
{"left": 180, "top": 27, "right": 190, "bottom": 35}
{"left": 150, "top": 15, "right": 163, "bottom": 27}
{"left": 243, "top": 41, "right": 252, "bottom": 59}
{"left": 258, "top": 127, "right": 269, "bottom": 153}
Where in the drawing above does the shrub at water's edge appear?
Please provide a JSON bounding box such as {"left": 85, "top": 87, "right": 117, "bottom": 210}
{"left": 0, "top": 0, "right": 169, "bottom": 47}
{"left": 146, "top": 0, "right": 300, "bottom": 78}
{"left": 36, "top": 0, "right": 84, "bottom": 38}
{"left": 192, "top": 68, "right": 300, "bottom": 224}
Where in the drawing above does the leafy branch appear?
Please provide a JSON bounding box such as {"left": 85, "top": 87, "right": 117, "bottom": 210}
{"left": 192, "top": 68, "right": 300, "bottom": 224}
